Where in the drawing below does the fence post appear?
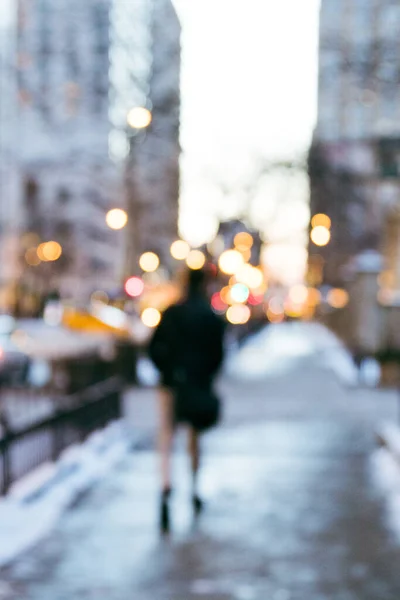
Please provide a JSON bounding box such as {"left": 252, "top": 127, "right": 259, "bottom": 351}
{"left": 0, "top": 411, "right": 11, "bottom": 495}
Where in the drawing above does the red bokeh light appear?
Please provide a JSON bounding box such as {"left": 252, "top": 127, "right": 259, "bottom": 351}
{"left": 248, "top": 293, "right": 263, "bottom": 306}
{"left": 208, "top": 263, "right": 218, "bottom": 276}
{"left": 125, "top": 276, "right": 144, "bottom": 298}
{"left": 211, "top": 292, "right": 227, "bottom": 313}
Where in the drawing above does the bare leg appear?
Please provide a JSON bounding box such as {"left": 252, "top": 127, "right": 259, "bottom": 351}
{"left": 188, "top": 427, "right": 200, "bottom": 492}
{"left": 158, "top": 388, "right": 174, "bottom": 492}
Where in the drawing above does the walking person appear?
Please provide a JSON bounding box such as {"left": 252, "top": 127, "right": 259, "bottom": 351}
{"left": 149, "top": 267, "right": 225, "bottom": 532}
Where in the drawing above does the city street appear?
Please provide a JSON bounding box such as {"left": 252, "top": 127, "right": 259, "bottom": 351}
{"left": 2, "top": 0, "right": 400, "bottom": 597}
{"left": 1, "top": 323, "right": 400, "bottom": 599}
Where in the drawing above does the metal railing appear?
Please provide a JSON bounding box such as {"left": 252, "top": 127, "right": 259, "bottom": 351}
{"left": 0, "top": 377, "right": 122, "bottom": 496}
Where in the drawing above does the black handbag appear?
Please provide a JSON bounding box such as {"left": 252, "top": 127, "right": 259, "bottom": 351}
{"left": 174, "top": 382, "right": 221, "bottom": 432}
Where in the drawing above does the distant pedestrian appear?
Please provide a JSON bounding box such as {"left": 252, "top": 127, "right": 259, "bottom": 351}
{"left": 149, "top": 267, "right": 225, "bottom": 532}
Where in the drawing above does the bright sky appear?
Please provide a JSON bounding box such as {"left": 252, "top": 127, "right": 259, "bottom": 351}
{"left": 173, "top": 0, "right": 321, "bottom": 282}
{"left": 0, "top": 1, "right": 12, "bottom": 27}
{"left": 0, "top": 0, "right": 321, "bottom": 283}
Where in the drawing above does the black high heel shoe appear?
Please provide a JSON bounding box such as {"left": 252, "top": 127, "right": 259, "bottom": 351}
{"left": 192, "top": 494, "right": 204, "bottom": 517}
{"left": 160, "top": 488, "right": 171, "bottom": 533}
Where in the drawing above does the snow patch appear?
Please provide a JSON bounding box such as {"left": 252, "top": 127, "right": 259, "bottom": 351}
{"left": 226, "top": 322, "right": 359, "bottom": 385}
{"left": 0, "top": 421, "right": 131, "bottom": 567}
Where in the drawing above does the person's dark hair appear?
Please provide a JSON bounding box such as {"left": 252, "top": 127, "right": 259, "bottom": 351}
{"left": 187, "top": 267, "right": 208, "bottom": 293}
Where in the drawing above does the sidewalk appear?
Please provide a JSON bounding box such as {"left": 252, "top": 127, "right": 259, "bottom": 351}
{"left": 1, "top": 323, "right": 400, "bottom": 599}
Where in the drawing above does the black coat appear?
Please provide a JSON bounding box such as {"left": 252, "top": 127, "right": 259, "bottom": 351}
{"left": 149, "top": 293, "right": 225, "bottom": 387}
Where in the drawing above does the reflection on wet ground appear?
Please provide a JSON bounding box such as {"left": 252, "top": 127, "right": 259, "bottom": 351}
{"left": 3, "top": 423, "right": 400, "bottom": 599}
{"left": 1, "top": 323, "right": 400, "bottom": 599}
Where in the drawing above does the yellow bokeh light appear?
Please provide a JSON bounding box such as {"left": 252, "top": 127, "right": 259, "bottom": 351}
{"left": 310, "top": 226, "right": 331, "bottom": 247}
{"left": 106, "top": 208, "right": 128, "bottom": 230}
{"left": 311, "top": 213, "right": 331, "bottom": 230}
{"left": 42, "top": 241, "right": 62, "bottom": 262}
{"left": 127, "top": 106, "right": 152, "bottom": 129}
{"left": 170, "top": 240, "right": 190, "bottom": 260}
{"left": 234, "top": 232, "right": 253, "bottom": 251}
{"left": 267, "top": 309, "right": 284, "bottom": 323}
{"left": 36, "top": 243, "right": 47, "bottom": 261}
{"left": 226, "top": 304, "right": 251, "bottom": 325}
{"left": 220, "top": 286, "right": 231, "bottom": 304}
{"left": 218, "top": 250, "right": 244, "bottom": 275}
{"left": 141, "top": 307, "right": 161, "bottom": 328}
{"left": 289, "top": 284, "right": 308, "bottom": 305}
{"left": 25, "top": 247, "right": 41, "bottom": 267}
{"left": 284, "top": 302, "right": 304, "bottom": 318}
{"left": 307, "top": 288, "right": 322, "bottom": 307}
{"left": 139, "top": 252, "right": 160, "bottom": 273}
{"left": 327, "top": 288, "right": 349, "bottom": 309}
{"left": 186, "top": 250, "right": 206, "bottom": 270}
{"left": 235, "top": 264, "right": 264, "bottom": 289}
{"left": 238, "top": 247, "right": 252, "bottom": 262}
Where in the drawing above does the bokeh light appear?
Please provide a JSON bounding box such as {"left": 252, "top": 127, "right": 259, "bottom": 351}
{"left": 284, "top": 301, "right": 304, "bottom": 318}
{"left": 268, "top": 297, "right": 284, "bottom": 316}
{"left": 106, "top": 208, "right": 128, "bottom": 230}
{"left": 267, "top": 309, "right": 285, "bottom": 324}
{"left": 207, "top": 236, "right": 225, "bottom": 257}
{"left": 25, "top": 247, "right": 41, "bottom": 266}
{"left": 236, "top": 264, "right": 264, "bottom": 289}
{"left": 220, "top": 286, "right": 231, "bottom": 304}
{"left": 307, "top": 288, "right": 322, "bottom": 307}
{"left": 125, "top": 276, "right": 145, "bottom": 298}
{"left": 211, "top": 292, "right": 227, "bottom": 313}
{"left": 186, "top": 249, "right": 206, "bottom": 270}
{"left": 170, "top": 240, "right": 190, "bottom": 260}
{"left": 327, "top": 288, "right": 349, "bottom": 309}
{"left": 226, "top": 304, "right": 251, "bottom": 325}
{"left": 218, "top": 250, "right": 244, "bottom": 275}
{"left": 238, "top": 247, "right": 252, "bottom": 262}
{"left": 139, "top": 252, "right": 160, "bottom": 273}
{"left": 42, "top": 241, "right": 62, "bottom": 261}
{"left": 127, "top": 106, "right": 152, "bottom": 129}
{"left": 230, "top": 283, "right": 250, "bottom": 304}
{"left": 248, "top": 293, "right": 264, "bottom": 306}
{"left": 234, "top": 232, "right": 253, "bottom": 251}
{"left": 311, "top": 213, "right": 331, "bottom": 230}
{"left": 288, "top": 284, "right": 308, "bottom": 305}
{"left": 310, "top": 226, "right": 331, "bottom": 247}
{"left": 141, "top": 307, "right": 161, "bottom": 328}
{"left": 36, "top": 243, "right": 47, "bottom": 261}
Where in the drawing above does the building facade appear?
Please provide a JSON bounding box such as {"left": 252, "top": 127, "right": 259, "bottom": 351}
{"left": 127, "top": 0, "right": 181, "bottom": 274}
{"left": 0, "top": 1, "right": 23, "bottom": 310}
{"left": 0, "top": 0, "right": 181, "bottom": 312}
{"left": 309, "top": 0, "right": 400, "bottom": 291}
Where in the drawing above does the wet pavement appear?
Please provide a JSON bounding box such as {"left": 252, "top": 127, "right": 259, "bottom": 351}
{"left": 1, "top": 323, "right": 400, "bottom": 599}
